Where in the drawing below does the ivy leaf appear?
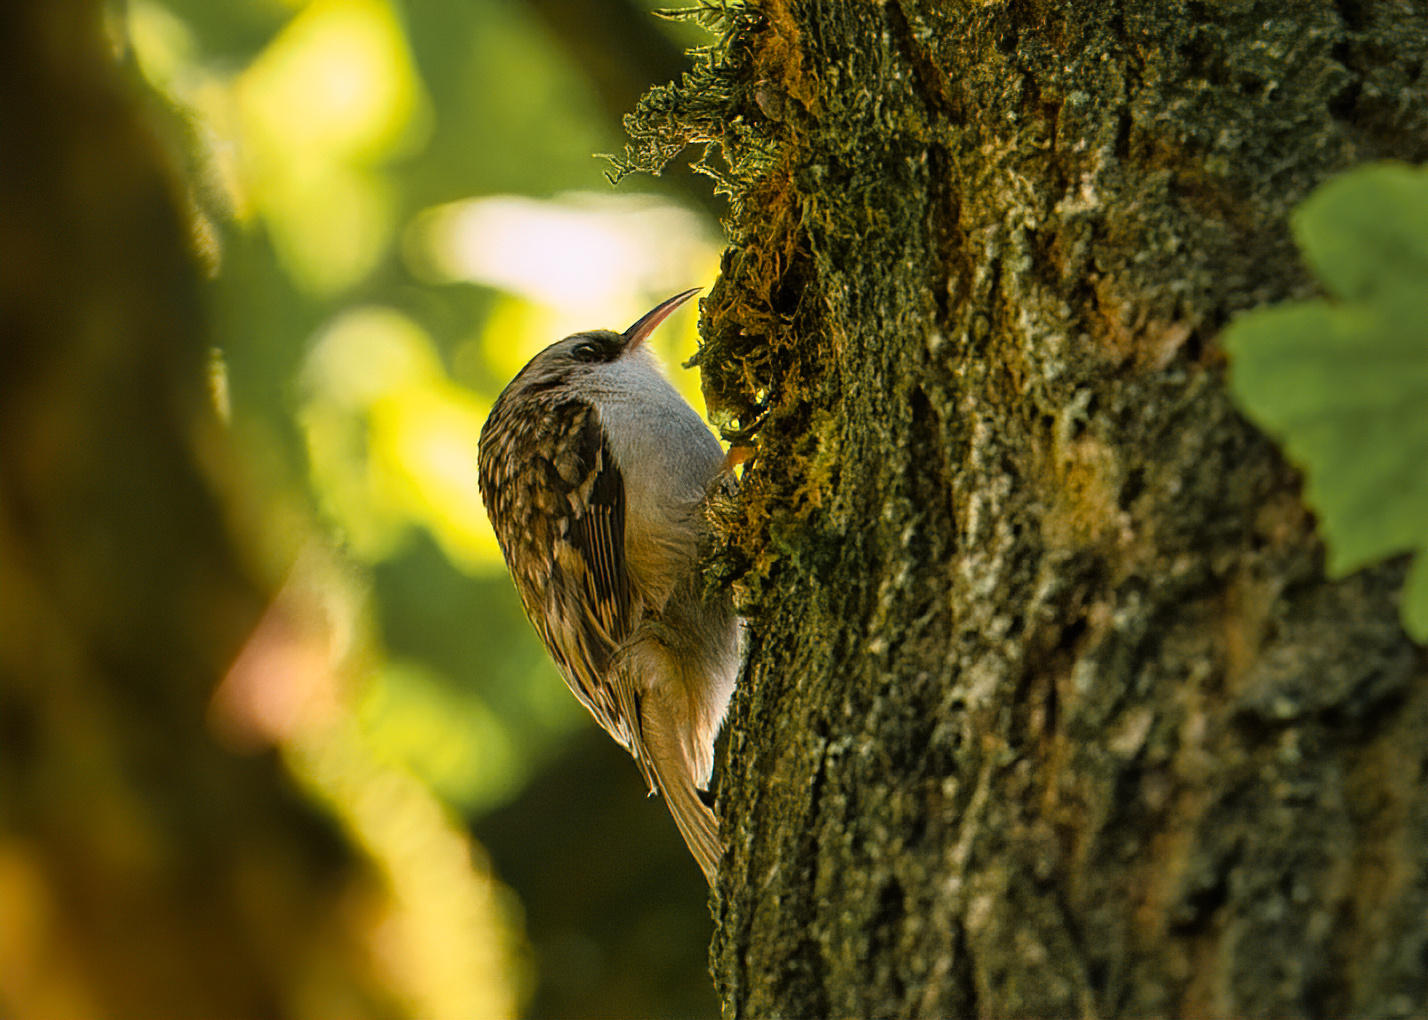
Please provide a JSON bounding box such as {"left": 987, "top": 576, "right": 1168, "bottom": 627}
{"left": 1294, "top": 162, "right": 1428, "bottom": 301}
{"left": 1225, "top": 162, "right": 1428, "bottom": 641}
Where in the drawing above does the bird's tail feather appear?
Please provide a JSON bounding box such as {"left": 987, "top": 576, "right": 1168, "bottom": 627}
{"left": 649, "top": 744, "right": 723, "bottom": 885}
{"left": 635, "top": 685, "right": 723, "bottom": 885}
{"left": 614, "top": 632, "right": 725, "bottom": 885}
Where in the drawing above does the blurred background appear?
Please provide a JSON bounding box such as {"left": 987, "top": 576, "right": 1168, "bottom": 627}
{"left": 1, "top": 0, "right": 725, "bottom": 1016}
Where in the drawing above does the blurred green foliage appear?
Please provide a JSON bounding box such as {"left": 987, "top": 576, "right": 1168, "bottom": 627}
{"left": 1225, "top": 162, "right": 1428, "bottom": 642}
{"left": 118, "top": 0, "right": 723, "bottom": 1014}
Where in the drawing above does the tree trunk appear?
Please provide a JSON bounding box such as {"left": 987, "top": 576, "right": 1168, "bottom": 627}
{"left": 628, "top": 1, "right": 1428, "bottom": 1016}
{"left": 0, "top": 4, "right": 394, "bottom": 1016}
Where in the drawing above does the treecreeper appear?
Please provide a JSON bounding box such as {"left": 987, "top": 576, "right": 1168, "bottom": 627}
{"left": 478, "top": 289, "right": 741, "bottom": 884}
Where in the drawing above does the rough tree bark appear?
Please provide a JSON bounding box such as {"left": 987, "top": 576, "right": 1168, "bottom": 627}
{"left": 624, "top": 1, "right": 1428, "bottom": 1016}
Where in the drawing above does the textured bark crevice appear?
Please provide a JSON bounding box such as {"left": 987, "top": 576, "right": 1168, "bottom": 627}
{"left": 619, "top": 0, "right": 1428, "bottom": 1016}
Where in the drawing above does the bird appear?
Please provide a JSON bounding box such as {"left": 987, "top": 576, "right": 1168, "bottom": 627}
{"left": 477, "top": 288, "right": 740, "bottom": 884}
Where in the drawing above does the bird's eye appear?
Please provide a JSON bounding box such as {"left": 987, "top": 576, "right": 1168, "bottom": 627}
{"left": 571, "top": 340, "right": 602, "bottom": 363}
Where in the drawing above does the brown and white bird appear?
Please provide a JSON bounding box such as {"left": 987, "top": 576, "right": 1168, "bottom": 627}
{"left": 477, "top": 289, "right": 739, "bottom": 883}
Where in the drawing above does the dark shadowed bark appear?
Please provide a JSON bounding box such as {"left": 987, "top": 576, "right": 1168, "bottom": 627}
{"left": 623, "top": 1, "right": 1428, "bottom": 1016}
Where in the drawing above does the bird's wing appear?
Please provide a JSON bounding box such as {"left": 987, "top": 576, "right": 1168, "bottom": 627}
{"left": 509, "top": 404, "right": 643, "bottom": 751}
{"left": 566, "top": 416, "right": 631, "bottom": 657}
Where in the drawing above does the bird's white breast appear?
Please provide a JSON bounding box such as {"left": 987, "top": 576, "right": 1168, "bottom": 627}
{"left": 586, "top": 348, "right": 723, "bottom": 602}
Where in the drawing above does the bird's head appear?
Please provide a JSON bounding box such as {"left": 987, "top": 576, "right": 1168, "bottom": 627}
{"left": 509, "top": 288, "right": 700, "bottom": 393}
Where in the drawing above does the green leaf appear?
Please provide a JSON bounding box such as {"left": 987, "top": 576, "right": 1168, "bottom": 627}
{"left": 1225, "top": 162, "right": 1428, "bottom": 642}
{"left": 1405, "top": 553, "right": 1428, "bottom": 641}
{"left": 1292, "top": 162, "right": 1428, "bottom": 302}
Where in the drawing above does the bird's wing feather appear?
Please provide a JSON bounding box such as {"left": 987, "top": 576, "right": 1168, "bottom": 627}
{"left": 494, "top": 403, "right": 645, "bottom": 758}
{"left": 568, "top": 425, "right": 630, "bottom": 651}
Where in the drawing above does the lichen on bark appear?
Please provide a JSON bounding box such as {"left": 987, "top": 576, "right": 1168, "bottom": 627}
{"left": 622, "top": 2, "right": 1428, "bottom": 1017}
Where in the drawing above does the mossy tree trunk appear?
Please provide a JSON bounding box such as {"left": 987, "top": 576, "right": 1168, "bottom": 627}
{"left": 624, "top": 1, "right": 1428, "bottom": 1015}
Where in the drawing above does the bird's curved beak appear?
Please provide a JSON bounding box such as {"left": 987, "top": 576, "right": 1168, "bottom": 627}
{"left": 621, "top": 287, "right": 700, "bottom": 353}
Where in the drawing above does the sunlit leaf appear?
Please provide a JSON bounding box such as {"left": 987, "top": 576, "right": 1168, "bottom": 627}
{"left": 359, "top": 659, "right": 523, "bottom": 812}
{"left": 301, "top": 307, "right": 502, "bottom": 570}
{"left": 370, "top": 387, "right": 497, "bottom": 571}
{"left": 236, "top": 0, "right": 429, "bottom": 293}
{"left": 240, "top": 0, "right": 426, "bottom": 160}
